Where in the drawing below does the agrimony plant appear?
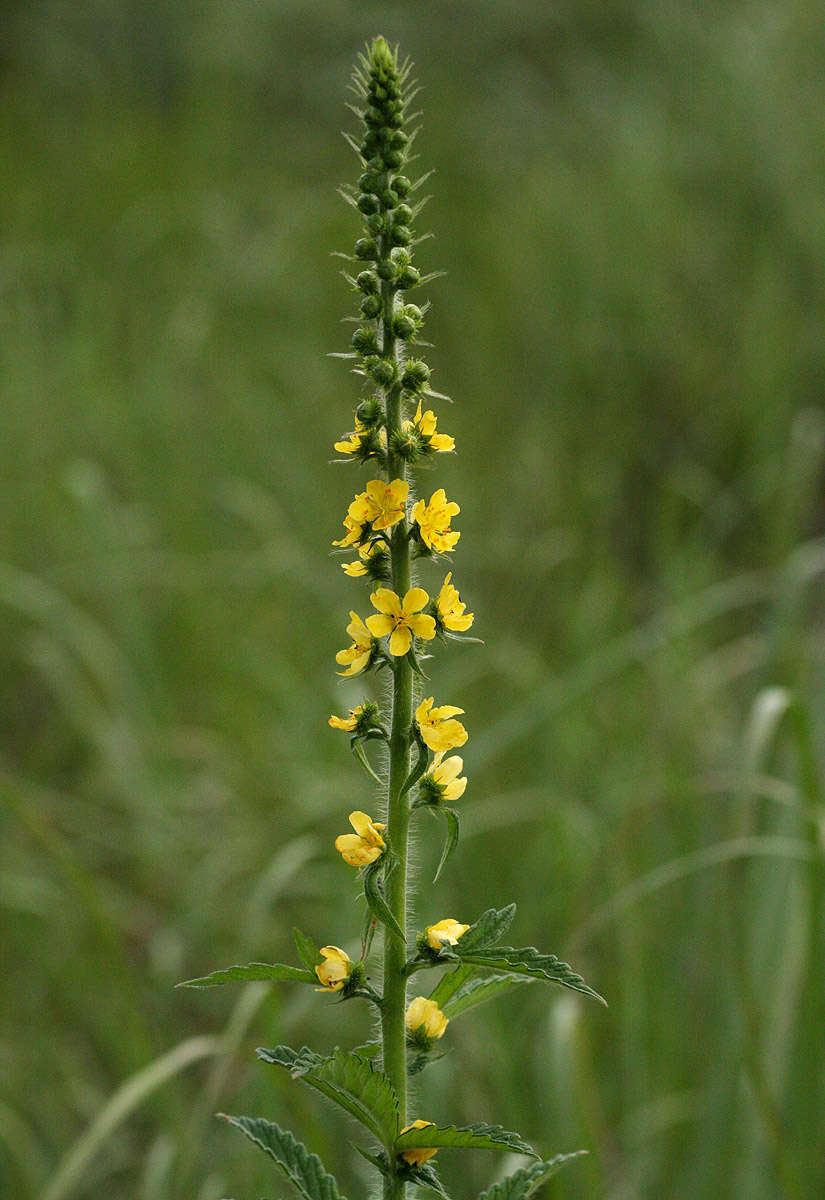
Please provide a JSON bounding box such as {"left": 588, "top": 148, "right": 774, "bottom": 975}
{"left": 181, "top": 37, "right": 604, "bottom": 1199}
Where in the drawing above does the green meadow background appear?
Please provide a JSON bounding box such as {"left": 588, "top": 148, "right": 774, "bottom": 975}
{"left": 2, "top": 3, "right": 824, "bottom": 1197}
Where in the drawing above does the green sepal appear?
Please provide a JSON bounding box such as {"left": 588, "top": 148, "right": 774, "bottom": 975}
{"left": 294, "top": 927, "right": 322, "bottom": 972}
{"left": 476, "top": 1151, "right": 588, "bottom": 1200}
{"left": 456, "top": 947, "right": 605, "bottom": 1006}
{"left": 177, "top": 962, "right": 316, "bottom": 988}
{"left": 257, "top": 1046, "right": 399, "bottom": 1149}
{"left": 351, "top": 738, "right": 384, "bottom": 785}
{"left": 407, "top": 1162, "right": 452, "bottom": 1198}
{"left": 395, "top": 1123, "right": 537, "bottom": 1158}
{"left": 363, "top": 859, "right": 405, "bottom": 942}
{"left": 433, "top": 807, "right": 460, "bottom": 882}
{"left": 219, "top": 1114, "right": 347, "bottom": 1200}
{"left": 352, "top": 1144, "right": 389, "bottom": 1175}
{"left": 399, "top": 725, "right": 429, "bottom": 799}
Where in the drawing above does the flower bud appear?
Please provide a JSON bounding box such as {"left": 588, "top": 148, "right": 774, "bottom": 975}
{"left": 359, "top": 171, "right": 380, "bottom": 194}
{"left": 365, "top": 356, "right": 398, "bottom": 387}
{"left": 354, "top": 237, "right": 378, "bottom": 261}
{"left": 356, "top": 270, "right": 379, "bottom": 295}
{"left": 357, "top": 193, "right": 379, "bottom": 215}
{"left": 360, "top": 294, "right": 381, "bottom": 319}
{"left": 406, "top": 996, "right": 448, "bottom": 1042}
{"left": 355, "top": 396, "right": 384, "bottom": 426}
{"left": 399, "top": 1121, "right": 438, "bottom": 1166}
{"left": 393, "top": 203, "right": 413, "bottom": 225}
{"left": 365, "top": 212, "right": 385, "bottom": 235}
{"left": 378, "top": 188, "right": 398, "bottom": 208}
{"left": 390, "top": 225, "right": 411, "bottom": 247}
{"left": 393, "top": 175, "right": 411, "bottom": 198}
{"left": 314, "top": 946, "right": 353, "bottom": 992}
{"left": 352, "top": 327, "right": 379, "bottom": 355}
{"left": 383, "top": 149, "right": 403, "bottom": 170}
{"left": 402, "top": 360, "right": 430, "bottom": 392}
{"left": 376, "top": 257, "right": 397, "bottom": 281}
{"left": 396, "top": 265, "right": 420, "bottom": 290}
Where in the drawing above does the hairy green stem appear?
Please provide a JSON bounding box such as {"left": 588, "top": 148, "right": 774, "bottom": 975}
{"left": 382, "top": 269, "right": 411, "bottom": 1199}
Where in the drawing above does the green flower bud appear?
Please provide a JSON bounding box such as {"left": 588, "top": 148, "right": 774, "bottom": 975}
{"left": 390, "top": 225, "right": 411, "bottom": 247}
{"left": 352, "top": 326, "right": 379, "bottom": 355}
{"left": 392, "top": 311, "right": 417, "bottom": 340}
{"left": 401, "top": 360, "right": 430, "bottom": 392}
{"left": 365, "top": 356, "right": 398, "bottom": 387}
{"left": 359, "top": 171, "right": 380, "bottom": 194}
{"left": 360, "top": 294, "right": 381, "bottom": 318}
{"left": 396, "top": 265, "right": 420, "bottom": 290}
{"left": 376, "top": 257, "right": 397, "bottom": 281}
{"left": 366, "top": 212, "right": 385, "bottom": 235}
{"left": 357, "top": 270, "right": 379, "bottom": 294}
{"left": 356, "top": 396, "right": 384, "bottom": 426}
{"left": 389, "top": 130, "right": 409, "bottom": 150}
{"left": 390, "top": 426, "right": 422, "bottom": 461}
{"left": 355, "top": 237, "right": 378, "bottom": 261}
{"left": 357, "top": 193, "right": 379, "bottom": 215}
{"left": 393, "top": 204, "right": 413, "bottom": 225}
{"left": 382, "top": 149, "right": 404, "bottom": 170}
{"left": 379, "top": 188, "right": 398, "bottom": 208}
{"left": 393, "top": 175, "right": 411, "bottom": 198}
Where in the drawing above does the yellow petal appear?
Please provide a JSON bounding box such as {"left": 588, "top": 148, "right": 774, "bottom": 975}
{"left": 409, "top": 613, "right": 436, "bottom": 640}
{"left": 388, "top": 626, "right": 412, "bottom": 657}
{"left": 370, "top": 587, "right": 401, "bottom": 616}
{"left": 366, "top": 613, "right": 394, "bottom": 638}
{"left": 402, "top": 587, "right": 429, "bottom": 613}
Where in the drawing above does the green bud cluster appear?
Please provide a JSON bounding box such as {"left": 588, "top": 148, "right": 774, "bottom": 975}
{"left": 344, "top": 37, "right": 432, "bottom": 438}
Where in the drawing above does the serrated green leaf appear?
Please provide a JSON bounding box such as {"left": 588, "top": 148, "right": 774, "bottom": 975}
{"left": 363, "top": 861, "right": 405, "bottom": 942}
{"left": 220, "top": 1114, "right": 347, "bottom": 1200}
{"left": 429, "top": 961, "right": 476, "bottom": 1010}
{"left": 476, "top": 1152, "right": 588, "bottom": 1200}
{"left": 395, "top": 1123, "right": 537, "bottom": 1158}
{"left": 293, "top": 928, "right": 322, "bottom": 972}
{"left": 257, "top": 1046, "right": 399, "bottom": 1148}
{"left": 458, "top": 947, "right": 605, "bottom": 1006}
{"left": 441, "top": 973, "right": 532, "bottom": 1019}
{"left": 257, "top": 1044, "right": 323, "bottom": 1076}
{"left": 177, "top": 962, "right": 316, "bottom": 988}
{"left": 433, "top": 808, "right": 460, "bottom": 883}
{"left": 460, "top": 906, "right": 517, "bottom": 953}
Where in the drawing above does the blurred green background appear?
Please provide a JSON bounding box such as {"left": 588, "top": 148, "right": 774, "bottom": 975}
{"left": 2, "top": 2, "right": 824, "bottom": 1197}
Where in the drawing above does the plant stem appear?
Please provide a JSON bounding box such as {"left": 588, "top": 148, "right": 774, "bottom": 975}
{"left": 382, "top": 274, "right": 411, "bottom": 1200}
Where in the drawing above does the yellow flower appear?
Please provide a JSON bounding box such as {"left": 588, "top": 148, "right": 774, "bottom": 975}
{"left": 341, "top": 560, "right": 368, "bottom": 577}
{"left": 415, "top": 696, "right": 468, "bottom": 754}
{"left": 422, "top": 755, "right": 467, "bottom": 803}
{"left": 364, "top": 477, "right": 408, "bottom": 531}
{"left": 406, "top": 996, "right": 448, "bottom": 1039}
{"left": 435, "top": 573, "right": 474, "bottom": 631}
{"left": 366, "top": 587, "right": 436, "bottom": 657}
{"left": 334, "top": 421, "right": 367, "bottom": 455}
{"left": 332, "top": 490, "right": 373, "bottom": 548}
{"left": 426, "top": 918, "right": 470, "bottom": 951}
{"left": 314, "top": 945, "right": 353, "bottom": 991}
{"left": 399, "top": 1120, "right": 438, "bottom": 1166}
{"left": 328, "top": 703, "right": 366, "bottom": 732}
{"left": 335, "top": 611, "right": 375, "bottom": 676}
{"left": 334, "top": 810, "right": 386, "bottom": 866}
{"left": 413, "top": 400, "right": 454, "bottom": 453}
{"left": 411, "top": 488, "right": 460, "bottom": 553}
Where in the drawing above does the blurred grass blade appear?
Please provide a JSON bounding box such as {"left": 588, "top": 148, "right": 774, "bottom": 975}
{"left": 41, "top": 1036, "right": 221, "bottom": 1200}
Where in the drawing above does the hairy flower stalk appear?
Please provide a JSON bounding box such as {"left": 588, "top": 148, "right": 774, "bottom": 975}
{"left": 181, "top": 37, "right": 604, "bottom": 1200}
